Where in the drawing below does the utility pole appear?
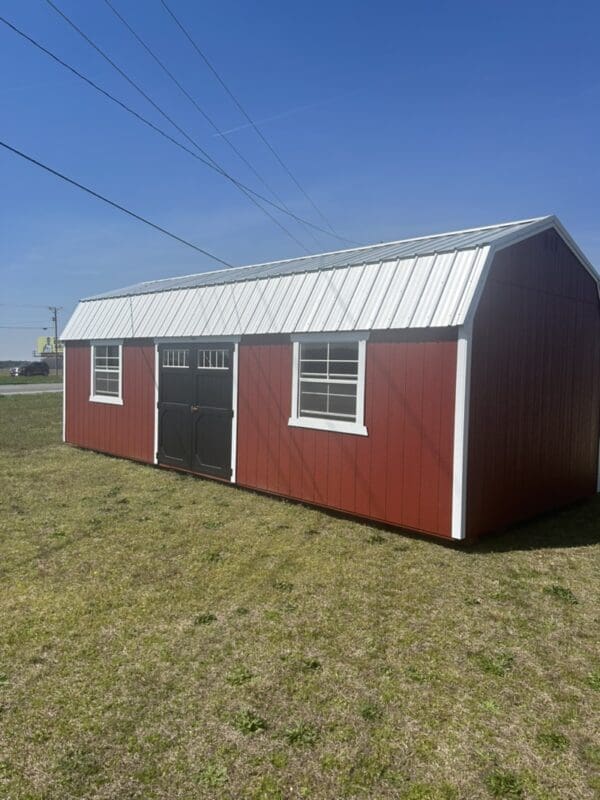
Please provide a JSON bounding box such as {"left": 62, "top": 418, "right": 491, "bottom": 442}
{"left": 49, "top": 306, "right": 62, "bottom": 377}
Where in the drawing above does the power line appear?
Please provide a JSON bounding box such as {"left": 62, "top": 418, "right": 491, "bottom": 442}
{"left": 0, "top": 303, "right": 53, "bottom": 309}
{"left": 42, "top": 0, "right": 310, "bottom": 254}
{"left": 102, "top": 0, "right": 324, "bottom": 250}
{"left": 0, "top": 325, "right": 50, "bottom": 330}
{"left": 0, "top": 139, "right": 233, "bottom": 265}
{"left": 1, "top": 13, "right": 358, "bottom": 247}
{"left": 160, "top": 0, "right": 340, "bottom": 237}
{"left": 0, "top": 321, "right": 49, "bottom": 325}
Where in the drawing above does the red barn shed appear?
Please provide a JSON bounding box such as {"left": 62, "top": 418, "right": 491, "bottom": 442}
{"left": 61, "top": 216, "right": 600, "bottom": 541}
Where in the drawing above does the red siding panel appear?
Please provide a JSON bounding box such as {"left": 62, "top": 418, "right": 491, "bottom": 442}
{"left": 65, "top": 340, "right": 155, "bottom": 464}
{"left": 236, "top": 338, "right": 457, "bottom": 538}
{"left": 467, "top": 229, "right": 600, "bottom": 538}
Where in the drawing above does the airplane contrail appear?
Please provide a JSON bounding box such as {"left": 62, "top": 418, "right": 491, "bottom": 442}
{"left": 212, "top": 91, "right": 356, "bottom": 137}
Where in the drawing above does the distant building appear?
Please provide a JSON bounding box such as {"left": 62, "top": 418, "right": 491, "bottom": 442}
{"left": 35, "top": 336, "right": 63, "bottom": 357}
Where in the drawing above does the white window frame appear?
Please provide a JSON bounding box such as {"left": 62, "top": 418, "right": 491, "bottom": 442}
{"left": 89, "top": 340, "right": 123, "bottom": 405}
{"left": 288, "top": 332, "right": 368, "bottom": 436}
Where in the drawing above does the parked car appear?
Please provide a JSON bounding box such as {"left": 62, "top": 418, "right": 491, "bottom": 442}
{"left": 9, "top": 361, "right": 50, "bottom": 377}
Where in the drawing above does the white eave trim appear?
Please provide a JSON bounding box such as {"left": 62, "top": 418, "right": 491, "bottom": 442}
{"left": 291, "top": 330, "right": 371, "bottom": 343}
{"left": 154, "top": 335, "right": 241, "bottom": 344}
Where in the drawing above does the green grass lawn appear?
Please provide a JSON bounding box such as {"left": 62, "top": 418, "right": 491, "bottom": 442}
{"left": 0, "top": 370, "right": 62, "bottom": 385}
{"left": 0, "top": 394, "right": 599, "bottom": 800}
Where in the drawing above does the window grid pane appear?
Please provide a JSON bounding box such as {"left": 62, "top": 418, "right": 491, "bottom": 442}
{"left": 300, "top": 342, "right": 358, "bottom": 382}
{"left": 297, "top": 342, "right": 360, "bottom": 423}
{"left": 94, "top": 345, "right": 120, "bottom": 397}
{"left": 162, "top": 349, "right": 189, "bottom": 368}
{"left": 198, "top": 349, "right": 229, "bottom": 369}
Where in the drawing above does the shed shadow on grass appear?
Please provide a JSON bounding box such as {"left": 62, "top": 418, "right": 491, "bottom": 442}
{"left": 60, "top": 449, "right": 599, "bottom": 555}
{"left": 190, "top": 477, "right": 600, "bottom": 554}
{"left": 469, "top": 496, "right": 600, "bottom": 553}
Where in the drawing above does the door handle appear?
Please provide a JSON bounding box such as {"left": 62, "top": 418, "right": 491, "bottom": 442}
{"left": 191, "top": 405, "right": 200, "bottom": 413}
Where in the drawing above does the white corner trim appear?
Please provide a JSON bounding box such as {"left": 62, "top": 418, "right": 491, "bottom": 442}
{"left": 62, "top": 345, "right": 67, "bottom": 442}
{"left": 596, "top": 430, "right": 600, "bottom": 493}
{"left": 451, "top": 323, "right": 472, "bottom": 540}
{"left": 288, "top": 336, "right": 368, "bottom": 437}
{"left": 153, "top": 343, "right": 159, "bottom": 464}
{"left": 231, "top": 341, "right": 239, "bottom": 483}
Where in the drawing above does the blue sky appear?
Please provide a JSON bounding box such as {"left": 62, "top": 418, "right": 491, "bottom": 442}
{"left": 1, "top": 0, "right": 599, "bottom": 358}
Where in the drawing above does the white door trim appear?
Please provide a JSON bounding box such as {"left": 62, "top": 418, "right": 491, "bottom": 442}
{"left": 231, "top": 341, "right": 239, "bottom": 484}
{"left": 153, "top": 343, "right": 159, "bottom": 464}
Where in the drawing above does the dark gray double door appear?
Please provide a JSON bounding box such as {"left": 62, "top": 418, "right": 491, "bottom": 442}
{"left": 157, "top": 342, "right": 234, "bottom": 480}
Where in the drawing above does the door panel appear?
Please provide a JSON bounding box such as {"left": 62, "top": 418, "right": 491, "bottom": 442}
{"left": 191, "top": 344, "right": 234, "bottom": 479}
{"left": 194, "top": 370, "right": 232, "bottom": 409}
{"left": 159, "top": 407, "right": 191, "bottom": 467}
{"left": 160, "top": 369, "right": 191, "bottom": 403}
{"left": 158, "top": 342, "right": 234, "bottom": 479}
{"left": 157, "top": 345, "right": 193, "bottom": 469}
{"left": 191, "top": 410, "right": 232, "bottom": 478}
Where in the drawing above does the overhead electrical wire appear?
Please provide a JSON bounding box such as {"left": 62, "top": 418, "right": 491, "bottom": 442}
{"left": 41, "top": 0, "right": 312, "bottom": 254}
{"left": 0, "top": 139, "right": 233, "bottom": 265}
{"left": 0, "top": 303, "right": 53, "bottom": 309}
{"left": 0, "top": 18, "right": 312, "bottom": 238}
{"left": 102, "top": 0, "right": 325, "bottom": 249}
{"left": 160, "top": 0, "right": 341, "bottom": 238}
{"left": 2, "top": 12, "right": 358, "bottom": 248}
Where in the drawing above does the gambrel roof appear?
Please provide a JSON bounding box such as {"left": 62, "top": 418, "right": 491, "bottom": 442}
{"left": 61, "top": 216, "right": 596, "bottom": 340}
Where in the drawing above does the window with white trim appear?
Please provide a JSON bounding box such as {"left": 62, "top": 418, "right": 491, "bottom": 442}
{"left": 289, "top": 337, "right": 368, "bottom": 436}
{"left": 90, "top": 343, "right": 122, "bottom": 404}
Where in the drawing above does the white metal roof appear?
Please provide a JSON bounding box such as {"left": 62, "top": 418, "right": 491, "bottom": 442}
{"left": 61, "top": 216, "right": 594, "bottom": 341}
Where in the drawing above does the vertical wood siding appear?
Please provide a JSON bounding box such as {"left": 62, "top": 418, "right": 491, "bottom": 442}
{"left": 65, "top": 340, "right": 155, "bottom": 463}
{"left": 467, "top": 229, "right": 600, "bottom": 538}
{"left": 236, "top": 338, "right": 457, "bottom": 537}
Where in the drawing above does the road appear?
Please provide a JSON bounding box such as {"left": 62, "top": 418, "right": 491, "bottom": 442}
{"left": 0, "top": 383, "right": 63, "bottom": 395}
